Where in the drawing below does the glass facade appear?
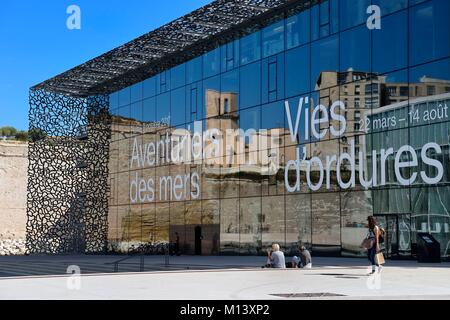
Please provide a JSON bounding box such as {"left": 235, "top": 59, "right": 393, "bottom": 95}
{"left": 108, "top": 0, "right": 450, "bottom": 258}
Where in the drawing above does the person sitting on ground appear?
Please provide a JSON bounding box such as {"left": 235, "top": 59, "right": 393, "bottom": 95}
{"left": 265, "top": 243, "right": 286, "bottom": 269}
{"left": 290, "top": 255, "right": 300, "bottom": 268}
{"left": 299, "top": 246, "right": 312, "bottom": 268}
{"left": 292, "top": 246, "right": 312, "bottom": 269}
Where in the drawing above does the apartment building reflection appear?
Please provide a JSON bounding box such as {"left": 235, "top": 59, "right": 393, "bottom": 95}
{"left": 312, "top": 69, "right": 450, "bottom": 257}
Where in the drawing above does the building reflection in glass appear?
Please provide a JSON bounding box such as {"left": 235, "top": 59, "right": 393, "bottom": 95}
{"left": 107, "top": 0, "right": 450, "bottom": 258}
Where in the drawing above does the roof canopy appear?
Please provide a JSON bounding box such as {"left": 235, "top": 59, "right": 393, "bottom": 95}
{"left": 31, "top": 0, "right": 310, "bottom": 97}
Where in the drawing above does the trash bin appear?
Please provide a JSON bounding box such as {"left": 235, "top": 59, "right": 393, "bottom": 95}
{"left": 416, "top": 233, "right": 441, "bottom": 263}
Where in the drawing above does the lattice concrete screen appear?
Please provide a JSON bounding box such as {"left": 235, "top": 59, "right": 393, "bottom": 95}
{"left": 27, "top": 90, "right": 111, "bottom": 254}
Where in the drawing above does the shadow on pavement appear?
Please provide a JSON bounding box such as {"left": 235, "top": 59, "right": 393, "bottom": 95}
{"left": 0, "top": 255, "right": 448, "bottom": 278}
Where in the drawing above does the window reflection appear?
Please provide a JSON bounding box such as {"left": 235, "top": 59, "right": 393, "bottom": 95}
{"left": 171, "top": 87, "right": 186, "bottom": 126}
{"left": 130, "top": 82, "right": 142, "bottom": 103}
{"left": 409, "top": 59, "right": 450, "bottom": 96}
{"left": 116, "top": 205, "right": 130, "bottom": 251}
{"left": 372, "top": 0, "right": 407, "bottom": 15}
{"left": 130, "top": 102, "right": 143, "bottom": 135}
{"left": 142, "top": 97, "right": 156, "bottom": 123}
{"left": 341, "top": 191, "right": 373, "bottom": 257}
{"left": 109, "top": 92, "right": 119, "bottom": 111}
{"left": 262, "top": 20, "right": 284, "bottom": 58}
{"left": 106, "top": 1, "right": 450, "bottom": 258}
{"left": 340, "top": 25, "right": 371, "bottom": 73}
{"left": 240, "top": 61, "right": 261, "bottom": 109}
{"left": 312, "top": 0, "right": 338, "bottom": 40}
{"left": 187, "top": 56, "right": 203, "bottom": 84}
{"left": 412, "top": 186, "right": 450, "bottom": 257}
{"left": 156, "top": 93, "right": 170, "bottom": 124}
{"left": 221, "top": 70, "right": 239, "bottom": 99}
{"left": 221, "top": 40, "right": 240, "bottom": 72}
{"left": 158, "top": 70, "right": 170, "bottom": 94}
{"left": 171, "top": 63, "right": 186, "bottom": 89}
{"left": 118, "top": 105, "right": 130, "bottom": 120}
{"left": 203, "top": 75, "right": 221, "bottom": 120}
{"left": 118, "top": 88, "right": 130, "bottom": 107}
{"left": 312, "top": 193, "right": 340, "bottom": 254}
{"left": 143, "top": 76, "right": 156, "bottom": 99}
{"left": 240, "top": 31, "right": 261, "bottom": 65}
{"left": 262, "top": 54, "right": 284, "bottom": 103}
{"left": 409, "top": 0, "right": 450, "bottom": 66}
{"left": 262, "top": 196, "right": 285, "bottom": 249}
{"left": 285, "top": 45, "right": 310, "bottom": 97}
{"left": 311, "top": 35, "right": 338, "bottom": 91}
{"left": 186, "top": 82, "right": 203, "bottom": 122}
{"left": 239, "top": 197, "right": 262, "bottom": 254}
{"left": 220, "top": 199, "right": 239, "bottom": 253}
{"left": 286, "top": 194, "right": 311, "bottom": 254}
{"left": 409, "top": 0, "right": 428, "bottom": 5}
{"left": 204, "top": 47, "right": 221, "bottom": 78}
{"left": 286, "top": 9, "right": 310, "bottom": 49}
{"left": 340, "top": 0, "right": 371, "bottom": 30}
{"left": 373, "top": 11, "right": 407, "bottom": 74}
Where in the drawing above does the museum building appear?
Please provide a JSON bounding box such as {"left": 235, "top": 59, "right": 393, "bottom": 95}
{"left": 28, "top": 0, "right": 450, "bottom": 259}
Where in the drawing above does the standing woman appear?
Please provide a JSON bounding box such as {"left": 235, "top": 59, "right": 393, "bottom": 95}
{"left": 367, "top": 216, "right": 381, "bottom": 274}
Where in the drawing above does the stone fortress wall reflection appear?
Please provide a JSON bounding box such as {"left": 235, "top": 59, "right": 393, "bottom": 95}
{"left": 108, "top": 88, "right": 295, "bottom": 254}
{"left": 108, "top": 68, "right": 450, "bottom": 256}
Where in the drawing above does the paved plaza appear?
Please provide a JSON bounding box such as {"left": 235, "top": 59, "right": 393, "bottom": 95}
{"left": 0, "top": 255, "right": 449, "bottom": 300}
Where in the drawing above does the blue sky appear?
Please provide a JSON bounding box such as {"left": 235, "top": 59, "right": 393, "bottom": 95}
{"left": 0, "top": 0, "right": 210, "bottom": 130}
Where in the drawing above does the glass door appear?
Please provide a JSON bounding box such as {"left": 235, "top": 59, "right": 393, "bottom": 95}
{"left": 397, "top": 214, "right": 412, "bottom": 256}
{"left": 386, "top": 215, "right": 399, "bottom": 257}
{"left": 376, "top": 214, "right": 411, "bottom": 259}
{"left": 375, "top": 215, "right": 398, "bottom": 258}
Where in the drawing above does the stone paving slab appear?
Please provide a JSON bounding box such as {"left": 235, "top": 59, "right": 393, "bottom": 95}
{"left": 0, "top": 256, "right": 449, "bottom": 300}
{"left": 0, "top": 255, "right": 448, "bottom": 277}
